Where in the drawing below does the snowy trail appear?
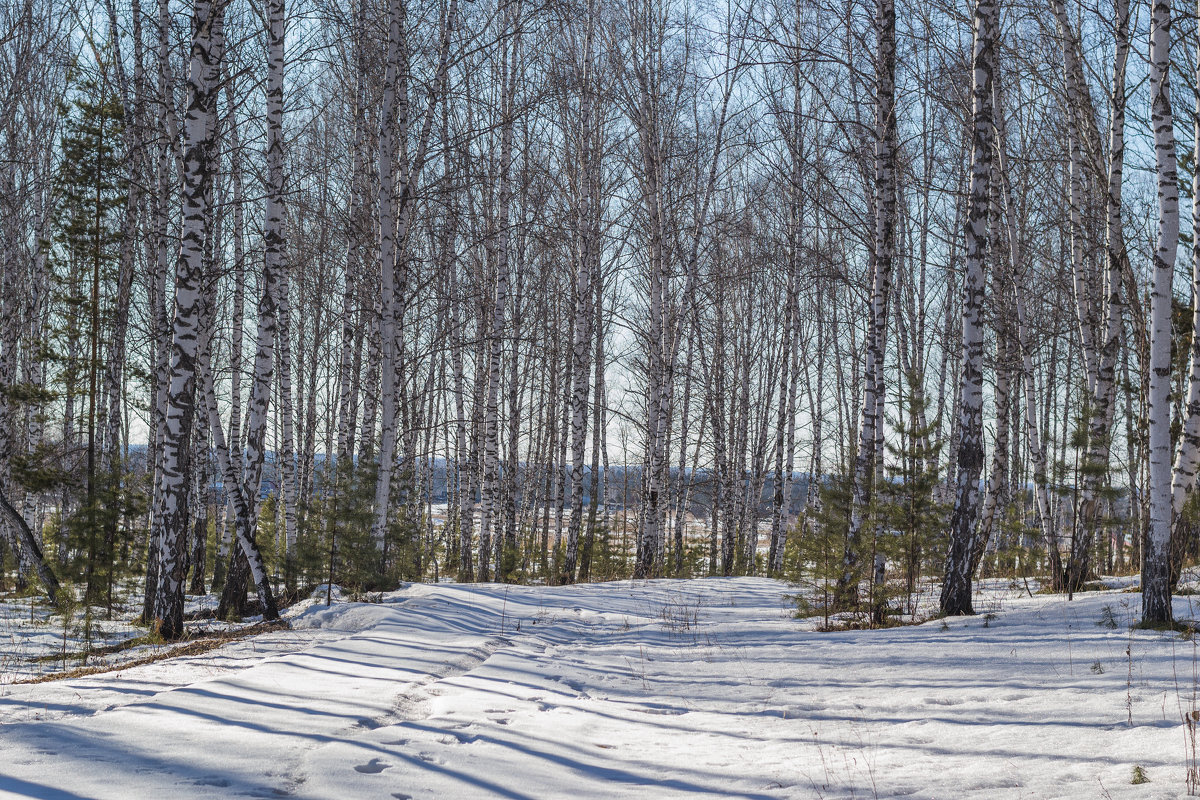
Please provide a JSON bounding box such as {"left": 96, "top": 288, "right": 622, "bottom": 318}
{"left": 0, "top": 578, "right": 1195, "bottom": 798}
{"left": 0, "top": 593, "right": 515, "bottom": 799}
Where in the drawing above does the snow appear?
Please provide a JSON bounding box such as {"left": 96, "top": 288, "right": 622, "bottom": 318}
{"left": 1, "top": 577, "right": 1198, "bottom": 798}
{"left": 0, "top": 587, "right": 329, "bottom": 685}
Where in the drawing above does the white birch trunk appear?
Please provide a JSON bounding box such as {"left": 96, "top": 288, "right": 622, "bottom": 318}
{"left": 152, "top": 0, "right": 225, "bottom": 639}
{"left": 278, "top": 274, "right": 300, "bottom": 571}
{"left": 940, "top": 0, "right": 997, "bottom": 616}
{"left": 840, "top": 0, "right": 896, "bottom": 605}
{"left": 369, "top": 0, "right": 406, "bottom": 558}
{"left": 143, "top": 0, "right": 178, "bottom": 622}
{"left": 1171, "top": 9, "right": 1200, "bottom": 528}
{"left": 214, "top": 0, "right": 287, "bottom": 618}
{"left": 1144, "top": 0, "right": 1177, "bottom": 625}
{"left": 369, "top": 0, "right": 457, "bottom": 557}
{"left": 479, "top": 2, "right": 519, "bottom": 581}
{"left": 562, "top": 0, "right": 596, "bottom": 583}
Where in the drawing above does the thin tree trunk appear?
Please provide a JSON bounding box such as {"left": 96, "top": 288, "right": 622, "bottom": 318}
{"left": 1144, "top": 0, "right": 1179, "bottom": 625}
{"left": 153, "top": 0, "right": 226, "bottom": 639}
{"left": 562, "top": 0, "right": 596, "bottom": 583}
{"left": 940, "top": 0, "right": 997, "bottom": 616}
{"left": 215, "top": 0, "right": 288, "bottom": 620}
{"left": 839, "top": 0, "right": 896, "bottom": 606}
{"left": 369, "top": 0, "right": 457, "bottom": 558}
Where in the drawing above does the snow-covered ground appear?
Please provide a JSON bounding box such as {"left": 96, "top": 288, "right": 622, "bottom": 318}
{"left": 0, "top": 583, "right": 344, "bottom": 685}
{"left": 1, "top": 577, "right": 1197, "bottom": 798}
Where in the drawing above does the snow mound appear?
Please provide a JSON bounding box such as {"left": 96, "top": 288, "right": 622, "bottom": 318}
{"left": 289, "top": 599, "right": 402, "bottom": 632}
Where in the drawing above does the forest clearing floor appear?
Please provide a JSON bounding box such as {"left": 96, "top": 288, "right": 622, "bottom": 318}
{"left": 1, "top": 576, "right": 1199, "bottom": 798}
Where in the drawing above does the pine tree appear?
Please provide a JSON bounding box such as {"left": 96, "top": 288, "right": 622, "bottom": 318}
{"left": 794, "top": 467, "right": 854, "bottom": 620}
{"left": 40, "top": 65, "right": 129, "bottom": 607}
{"left": 879, "top": 370, "right": 946, "bottom": 614}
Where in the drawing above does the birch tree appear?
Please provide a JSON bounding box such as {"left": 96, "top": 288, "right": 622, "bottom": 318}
{"left": 369, "top": 0, "right": 457, "bottom": 561}
{"left": 1143, "top": 0, "right": 1178, "bottom": 626}
{"left": 562, "top": 0, "right": 599, "bottom": 584}
{"left": 838, "top": 0, "right": 896, "bottom": 607}
{"left": 152, "top": 0, "right": 227, "bottom": 639}
{"left": 940, "top": 0, "right": 997, "bottom": 617}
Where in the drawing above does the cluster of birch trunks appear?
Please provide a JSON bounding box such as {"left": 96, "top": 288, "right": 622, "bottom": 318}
{"left": 1, "top": 0, "right": 1199, "bottom": 637}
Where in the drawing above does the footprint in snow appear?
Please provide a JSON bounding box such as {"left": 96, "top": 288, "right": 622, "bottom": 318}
{"left": 440, "top": 731, "right": 479, "bottom": 745}
{"left": 354, "top": 759, "right": 391, "bottom": 774}
{"left": 559, "top": 677, "right": 586, "bottom": 692}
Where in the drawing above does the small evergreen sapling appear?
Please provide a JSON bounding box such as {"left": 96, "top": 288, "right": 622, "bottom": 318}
{"left": 879, "top": 369, "right": 946, "bottom": 616}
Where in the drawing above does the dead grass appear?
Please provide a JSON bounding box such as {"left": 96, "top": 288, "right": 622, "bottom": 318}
{"left": 814, "top": 613, "right": 936, "bottom": 632}
{"left": 16, "top": 620, "right": 290, "bottom": 684}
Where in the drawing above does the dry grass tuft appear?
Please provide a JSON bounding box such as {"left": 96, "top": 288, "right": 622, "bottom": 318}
{"left": 16, "top": 620, "right": 290, "bottom": 684}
